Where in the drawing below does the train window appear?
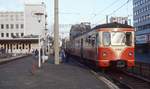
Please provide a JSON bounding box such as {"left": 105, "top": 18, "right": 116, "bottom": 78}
{"left": 88, "top": 36, "right": 91, "bottom": 43}
{"left": 125, "top": 32, "right": 132, "bottom": 46}
{"left": 96, "top": 33, "right": 99, "bottom": 46}
{"left": 103, "top": 32, "right": 111, "bottom": 46}
{"left": 91, "top": 37, "right": 95, "bottom": 47}
{"left": 111, "top": 32, "right": 126, "bottom": 45}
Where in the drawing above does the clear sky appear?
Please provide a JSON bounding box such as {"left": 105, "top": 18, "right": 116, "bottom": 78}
{"left": 0, "top": 0, "right": 133, "bottom": 37}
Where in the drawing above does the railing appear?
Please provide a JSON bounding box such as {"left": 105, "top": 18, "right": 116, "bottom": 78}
{"left": 127, "top": 61, "right": 150, "bottom": 79}
{"left": 0, "top": 53, "right": 12, "bottom": 59}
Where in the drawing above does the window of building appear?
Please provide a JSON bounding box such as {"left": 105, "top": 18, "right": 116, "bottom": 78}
{"left": 11, "top": 33, "right": 13, "bottom": 37}
{"left": 6, "top": 24, "right": 9, "bottom": 29}
{"left": 1, "top": 24, "right": 4, "bottom": 29}
{"left": 1, "top": 33, "right": 4, "bottom": 37}
{"left": 16, "top": 44, "right": 18, "bottom": 49}
{"left": 16, "top": 33, "right": 19, "bottom": 37}
{"left": 23, "top": 44, "right": 25, "bottom": 49}
{"left": 6, "top": 33, "right": 9, "bottom": 37}
{"left": 11, "top": 24, "right": 14, "bottom": 29}
{"left": 21, "top": 33, "right": 24, "bottom": 37}
{"left": 16, "top": 24, "right": 19, "bottom": 29}
{"left": 21, "top": 24, "right": 24, "bottom": 29}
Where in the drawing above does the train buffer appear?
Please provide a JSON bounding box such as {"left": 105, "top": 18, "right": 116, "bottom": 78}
{"left": 0, "top": 55, "right": 116, "bottom": 89}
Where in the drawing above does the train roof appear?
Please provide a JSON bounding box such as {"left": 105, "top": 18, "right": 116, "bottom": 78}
{"left": 70, "top": 22, "right": 134, "bottom": 39}
{"left": 93, "top": 22, "right": 133, "bottom": 29}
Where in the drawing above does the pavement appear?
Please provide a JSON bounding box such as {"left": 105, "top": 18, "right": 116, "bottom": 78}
{"left": 0, "top": 55, "right": 27, "bottom": 63}
{"left": 0, "top": 55, "right": 110, "bottom": 89}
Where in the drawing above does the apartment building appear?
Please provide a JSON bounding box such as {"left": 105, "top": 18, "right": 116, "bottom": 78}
{"left": 133, "top": 0, "right": 150, "bottom": 53}
{"left": 0, "top": 3, "right": 48, "bottom": 54}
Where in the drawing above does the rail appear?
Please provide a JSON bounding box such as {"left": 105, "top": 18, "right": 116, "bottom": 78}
{"left": 105, "top": 69, "right": 150, "bottom": 89}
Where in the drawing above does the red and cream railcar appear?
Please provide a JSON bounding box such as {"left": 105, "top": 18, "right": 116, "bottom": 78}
{"left": 66, "top": 23, "right": 135, "bottom": 68}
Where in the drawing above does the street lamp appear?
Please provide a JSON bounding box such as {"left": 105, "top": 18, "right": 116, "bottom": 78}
{"left": 34, "top": 12, "right": 44, "bottom": 68}
{"left": 34, "top": 13, "right": 44, "bottom": 23}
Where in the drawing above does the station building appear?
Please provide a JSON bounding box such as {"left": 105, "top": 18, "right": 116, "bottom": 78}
{"left": 133, "top": 0, "right": 150, "bottom": 53}
{"left": 0, "top": 3, "right": 48, "bottom": 54}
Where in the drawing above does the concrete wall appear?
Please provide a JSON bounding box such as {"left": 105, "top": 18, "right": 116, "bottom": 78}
{"left": 25, "top": 4, "right": 46, "bottom": 37}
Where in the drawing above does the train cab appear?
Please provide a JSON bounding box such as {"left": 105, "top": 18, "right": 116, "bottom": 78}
{"left": 96, "top": 23, "right": 135, "bottom": 68}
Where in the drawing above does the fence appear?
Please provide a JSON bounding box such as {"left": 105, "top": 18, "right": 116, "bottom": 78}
{"left": 127, "top": 61, "right": 150, "bottom": 79}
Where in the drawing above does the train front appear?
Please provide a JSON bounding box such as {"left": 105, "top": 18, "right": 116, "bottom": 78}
{"left": 97, "top": 25, "right": 135, "bottom": 68}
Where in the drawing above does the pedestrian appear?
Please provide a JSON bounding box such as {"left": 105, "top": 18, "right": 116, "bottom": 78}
{"left": 35, "top": 49, "right": 39, "bottom": 58}
{"left": 61, "top": 49, "right": 66, "bottom": 63}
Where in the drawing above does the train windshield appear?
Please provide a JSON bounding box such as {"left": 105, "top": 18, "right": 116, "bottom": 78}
{"left": 111, "top": 32, "right": 126, "bottom": 45}
{"left": 103, "top": 32, "right": 132, "bottom": 46}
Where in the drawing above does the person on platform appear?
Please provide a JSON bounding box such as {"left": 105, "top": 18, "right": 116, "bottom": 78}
{"left": 60, "top": 49, "right": 66, "bottom": 63}
{"left": 35, "top": 49, "right": 39, "bottom": 58}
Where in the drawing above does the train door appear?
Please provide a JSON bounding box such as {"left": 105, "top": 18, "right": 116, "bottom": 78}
{"left": 80, "top": 38, "right": 83, "bottom": 58}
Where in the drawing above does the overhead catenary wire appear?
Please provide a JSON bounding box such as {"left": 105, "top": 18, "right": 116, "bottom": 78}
{"left": 94, "top": 0, "right": 132, "bottom": 25}
{"left": 91, "top": 0, "right": 122, "bottom": 19}
{"left": 50, "top": 0, "right": 133, "bottom": 35}
{"left": 108, "top": 0, "right": 131, "bottom": 16}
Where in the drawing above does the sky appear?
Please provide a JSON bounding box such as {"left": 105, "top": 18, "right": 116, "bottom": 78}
{"left": 0, "top": 0, "right": 133, "bottom": 37}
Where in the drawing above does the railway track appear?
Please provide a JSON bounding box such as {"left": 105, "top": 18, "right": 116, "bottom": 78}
{"left": 103, "top": 69, "right": 150, "bottom": 89}
{"left": 88, "top": 62, "right": 150, "bottom": 89}
{"left": 70, "top": 56, "right": 150, "bottom": 89}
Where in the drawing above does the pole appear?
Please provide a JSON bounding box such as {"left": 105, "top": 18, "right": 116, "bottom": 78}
{"left": 42, "top": 45, "right": 45, "bottom": 63}
{"left": 34, "top": 12, "right": 44, "bottom": 68}
{"left": 106, "top": 15, "right": 109, "bottom": 23}
{"left": 54, "top": 0, "right": 59, "bottom": 64}
{"left": 38, "top": 35, "right": 41, "bottom": 68}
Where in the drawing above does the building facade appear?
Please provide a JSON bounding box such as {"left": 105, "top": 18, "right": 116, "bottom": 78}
{"left": 110, "top": 17, "right": 128, "bottom": 24}
{"left": 0, "top": 3, "right": 48, "bottom": 54}
{"left": 133, "top": 0, "right": 150, "bottom": 53}
{"left": 25, "top": 3, "right": 47, "bottom": 37}
{"left": 0, "top": 12, "right": 24, "bottom": 39}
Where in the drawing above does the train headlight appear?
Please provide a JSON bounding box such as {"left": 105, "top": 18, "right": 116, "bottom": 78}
{"left": 128, "top": 52, "right": 133, "bottom": 56}
{"left": 102, "top": 52, "right": 107, "bottom": 57}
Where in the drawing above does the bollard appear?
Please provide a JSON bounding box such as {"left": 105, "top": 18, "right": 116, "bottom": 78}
{"left": 31, "top": 62, "right": 37, "bottom": 75}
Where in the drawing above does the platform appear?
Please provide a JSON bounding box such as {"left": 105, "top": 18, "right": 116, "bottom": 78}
{"left": 0, "top": 55, "right": 111, "bottom": 89}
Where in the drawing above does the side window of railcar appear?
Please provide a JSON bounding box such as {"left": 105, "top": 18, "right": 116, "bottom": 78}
{"left": 126, "top": 32, "right": 132, "bottom": 46}
{"left": 103, "top": 32, "right": 111, "bottom": 46}
{"left": 91, "top": 35, "right": 96, "bottom": 47}
{"left": 87, "top": 35, "right": 92, "bottom": 46}
{"left": 89, "top": 34, "right": 96, "bottom": 47}
{"left": 96, "top": 33, "right": 100, "bottom": 46}
{"left": 85, "top": 34, "right": 96, "bottom": 47}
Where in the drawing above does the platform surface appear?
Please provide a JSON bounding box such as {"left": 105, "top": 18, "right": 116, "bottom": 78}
{"left": 0, "top": 55, "right": 110, "bottom": 89}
